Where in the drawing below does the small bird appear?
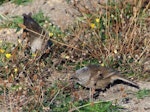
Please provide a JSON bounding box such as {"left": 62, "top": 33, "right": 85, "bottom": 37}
{"left": 22, "top": 13, "right": 53, "bottom": 54}
{"left": 71, "top": 64, "right": 139, "bottom": 90}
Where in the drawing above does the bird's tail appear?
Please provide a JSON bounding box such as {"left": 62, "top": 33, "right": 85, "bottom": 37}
{"left": 111, "top": 75, "right": 139, "bottom": 89}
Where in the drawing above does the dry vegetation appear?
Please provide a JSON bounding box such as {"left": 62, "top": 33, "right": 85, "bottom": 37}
{"left": 0, "top": 0, "right": 149, "bottom": 111}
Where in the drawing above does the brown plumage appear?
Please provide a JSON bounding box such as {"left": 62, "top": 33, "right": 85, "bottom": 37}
{"left": 22, "top": 13, "right": 52, "bottom": 53}
{"left": 71, "top": 64, "right": 139, "bottom": 90}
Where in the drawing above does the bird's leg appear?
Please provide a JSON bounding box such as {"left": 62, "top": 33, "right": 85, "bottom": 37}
{"left": 89, "top": 87, "right": 95, "bottom": 102}
{"left": 89, "top": 88, "right": 92, "bottom": 102}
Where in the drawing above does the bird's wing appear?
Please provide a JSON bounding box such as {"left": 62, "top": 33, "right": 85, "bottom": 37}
{"left": 103, "top": 72, "right": 116, "bottom": 79}
{"left": 102, "top": 69, "right": 119, "bottom": 79}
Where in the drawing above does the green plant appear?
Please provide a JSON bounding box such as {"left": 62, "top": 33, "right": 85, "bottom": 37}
{"left": 0, "top": 15, "right": 22, "bottom": 32}
{"left": 69, "top": 100, "right": 122, "bottom": 112}
{"left": 0, "top": 0, "right": 7, "bottom": 5}
{"left": 136, "top": 89, "right": 150, "bottom": 99}
{"left": 11, "top": 0, "right": 32, "bottom": 5}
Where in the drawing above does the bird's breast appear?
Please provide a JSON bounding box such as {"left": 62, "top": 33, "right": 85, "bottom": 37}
{"left": 31, "top": 38, "right": 44, "bottom": 53}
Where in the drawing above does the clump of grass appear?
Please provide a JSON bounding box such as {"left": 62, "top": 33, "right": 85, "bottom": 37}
{"left": 136, "top": 89, "right": 150, "bottom": 99}
{"left": 11, "top": 0, "right": 32, "bottom": 5}
{"left": 0, "top": 15, "right": 23, "bottom": 34}
{"left": 0, "top": 0, "right": 8, "bottom": 5}
{"left": 69, "top": 101, "right": 122, "bottom": 112}
{"left": 0, "top": 0, "right": 32, "bottom": 5}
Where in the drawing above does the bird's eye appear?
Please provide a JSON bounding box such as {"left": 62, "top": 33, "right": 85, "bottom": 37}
{"left": 98, "top": 73, "right": 103, "bottom": 78}
{"left": 97, "top": 71, "right": 103, "bottom": 79}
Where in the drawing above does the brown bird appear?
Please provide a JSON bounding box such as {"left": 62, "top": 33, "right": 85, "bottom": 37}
{"left": 22, "top": 13, "right": 52, "bottom": 54}
{"left": 71, "top": 64, "right": 139, "bottom": 90}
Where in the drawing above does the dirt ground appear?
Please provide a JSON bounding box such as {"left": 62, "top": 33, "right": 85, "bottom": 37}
{"left": 0, "top": 0, "right": 150, "bottom": 112}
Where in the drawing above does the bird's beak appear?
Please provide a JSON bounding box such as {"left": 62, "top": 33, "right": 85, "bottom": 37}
{"left": 69, "top": 74, "right": 79, "bottom": 81}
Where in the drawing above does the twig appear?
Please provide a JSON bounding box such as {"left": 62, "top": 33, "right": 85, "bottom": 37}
{"left": 48, "top": 90, "right": 60, "bottom": 106}
{"left": 18, "top": 24, "right": 85, "bottom": 53}
{"left": 136, "top": 40, "right": 150, "bottom": 61}
{"left": 8, "top": 91, "right": 13, "bottom": 112}
{"left": 48, "top": 82, "right": 72, "bottom": 106}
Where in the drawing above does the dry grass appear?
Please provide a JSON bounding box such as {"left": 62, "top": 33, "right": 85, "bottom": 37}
{"left": 63, "top": 0, "right": 150, "bottom": 77}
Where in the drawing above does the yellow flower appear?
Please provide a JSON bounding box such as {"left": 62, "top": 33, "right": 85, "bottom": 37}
{"left": 14, "top": 68, "right": 18, "bottom": 73}
{"left": 32, "top": 53, "right": 37, "bottom": 57}
{"left": 95, "top": 18, "right": 100, "bottom": 23}
{"left": 49, "top": 32, "right": 53, "bottom": 37}
{"left": 0, "top": 49, "right": 5, "bottom": 53}
{"left": 90, "top": 23, "right": 95, "bottom": 29}
{"left": 5, "top": 53, "right": 12, "bottom": 59}
{"left": 101, "top": 63, "right": 105, "bottom": 67}
{"left": 0, "top": 40, "right": 2, "bottom": 43}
